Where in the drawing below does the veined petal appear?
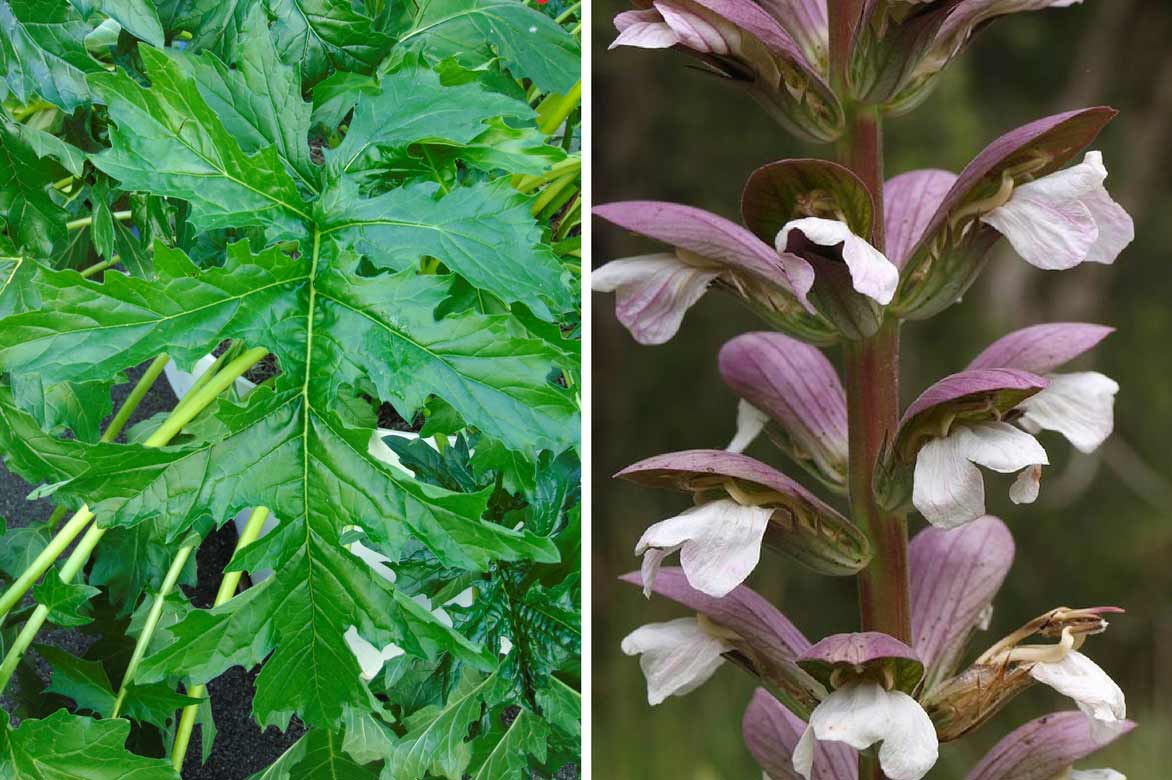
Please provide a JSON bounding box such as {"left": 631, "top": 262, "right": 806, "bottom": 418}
{"left": 798, "top": 683, "right": 938, "bottom": 780}
{"left": 777, "top": 217, "right": 899, "bottom": 304}
{"left": 1018, "top": 371, "right": 1119, "bottom": 453}
{"left": 654, "top": 0, "right": 732, "bottom": 52}
{"left": 967, "top": 710, "right": 1135, "bottom": 780}
{"left": 981, "top": 189, "right": 1098, "bottom": 270}
{"left": 910, "top": 516, "right": 1014, "bottom": 686}
{"left": 1029, "top": 651, "right": 1126, "bottom": 727}
{"left": 728, "top": 399, "right": 770, "bottom": 453}
{"left": 913, "top": 422, "right": 1048, "bottom": 528}
{"left": 982, "top": 151, "right": 1133, "bottom": 270}
{"left": 635, "top": 498, "right": 772, "bottom": 597}
{"left": 884, "top": 169, "right": 958, "bottom": 269}
{"left": 967, "top": 322, "right": 1114, "bottom": 374}
{"left": 611, "top": 9, "right": 681, "bottom": 48}
{"left": 621, "top": 617, "right": 732, "bottom": 705}
{"left": 719, "top": 331, "right": 849, "bottom": 485}
{"left": 744, "top": 688, "right": 857, "bottom": 780}
{"left": 592, "top": 253, "right": 719, "bottom": 345}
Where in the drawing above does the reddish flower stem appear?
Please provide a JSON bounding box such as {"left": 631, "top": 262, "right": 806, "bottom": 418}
{"left": 829, "top": 2, "right": 912, "bottom": 776}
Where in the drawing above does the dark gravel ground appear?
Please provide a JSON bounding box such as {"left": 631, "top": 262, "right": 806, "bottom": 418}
{"left": 0, "top": 361, "right": 302, "bottom": 778}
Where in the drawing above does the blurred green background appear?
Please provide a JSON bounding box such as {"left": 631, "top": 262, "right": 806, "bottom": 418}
{"left": 591, "top": 2, "right": 1172, "bottom": 777}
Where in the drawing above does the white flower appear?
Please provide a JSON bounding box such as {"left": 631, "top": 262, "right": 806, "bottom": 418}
{"left": 1071, "top": 770, "right": 1126, "bottom": 780}
{"left": 793, "top": 681, "right": 939, "bottom": 780}
{"left": 912, "top": 421, "right": 1049, "bottom": 529}
{"left": 1017, "top": 371, "right": 1119, "bottom": 454}
{"left": 1029, "top": 650, "right": 1126, "bottom": 737}
{"left": 981, "top": 151, "right": 1134, "bottom": 271}
{"left": 726, "top": 399, "right": 769, "bottom": 454}
{"left": 776, "top": 218, "right": 900, "bottom": 305}
{"left": 621, "top": 617, "right": 732, "bottom": 705}
{"left": 636, "top": 498, "right": 773, "bottom": 597}
{"left": 591, "top": 252, "right": 720, "bottom": 345}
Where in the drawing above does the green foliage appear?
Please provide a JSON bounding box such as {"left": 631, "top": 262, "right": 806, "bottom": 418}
{"left": 0, "top": 0, "right": 580, "bottom": 775}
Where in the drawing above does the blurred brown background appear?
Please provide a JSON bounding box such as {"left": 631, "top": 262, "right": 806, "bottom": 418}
{"left": 592, "top": 2, "right": 1172, "bottom": 776}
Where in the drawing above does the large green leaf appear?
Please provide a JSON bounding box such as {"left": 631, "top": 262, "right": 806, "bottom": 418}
{"left": 0, "top": 710, "right": 180, "bottom": 779}
{"left": 0, "top": 0, "right": 103, "bottom": 110}
{"left": 265, "top": 0, "right": 392, "bottom": 86}
{"left": 0, "top": 120, "right": 70, "bottom": 256}
{"left": 89, "top": 46, "right": 312, "bottom": 237}
{"left": 394, "top": 0, "right": 580, "bottom": 94}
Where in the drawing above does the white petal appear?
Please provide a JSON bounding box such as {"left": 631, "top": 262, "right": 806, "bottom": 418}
{"left": 913, "top": 422, "right": 1047, "bottom": 528}
{"left": 805, "top": 683, "right": 938, "bottom": 780}
{"left": 1009, "top": 464, "right": 1041, "bottom": 504}
{"left": 792, "top": 724, "right": 817, "bottom": 780}
{"left": 982, "top": 151, "right": 1133, "bottom": 270}
{"left": 913, "top": 432, "right": 989, "bottom": 529}
{"left": 1029, "top": 650, "right": 1126, "bottom": 725}
{"left": 653, "top": 0, "right": 729, "bottom": 54}
{"left": 959, "top": 421, "right": 1050, "bottom": 473}
{"left": 621, "top": 617, "right": 731, "bottom": 705}
{"left": 610, "top": 9, "right": 679, "bottom": 49}
{"left": 776, "top": 217, "right": 898, "bottom": 304}
{"left": 1071, "top": 769, "right": 1126, "bottom": 780}
{"left": 1019, "top": 372, "right": 1119, "bottom": 454}
{"left": 592, "top": 253, "right": 719, "bottom": 345}
{"left": 639, "top": 545, "right": 677, "bottom": 597}
{"left": 635, "top": 499, "right": 772, "bottom": 597}
{"left": 727, "top": 399, "right": 769, "bottom": 454}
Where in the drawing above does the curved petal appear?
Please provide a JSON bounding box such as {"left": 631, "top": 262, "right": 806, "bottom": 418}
{"left": 621, "top": 566, "right": 812, "bottom": 654}
{"left": 777, "top": 217, "right": 899, "bottom": 304}
{"left": 884, "top": 169, "right": 958, "bottom": 269}
{"left": 1018, "top": 371, "right": 1118, "bottom": 453}
{"left": 621, "top": 566, "right": 824, "bottom": 709}
{"left": 910, "top": 515, "right": 1014, "bottom": 686}
{"left": 611, "top": 9, "right": 681, "bottom": 48}
{"left": 743, "top": 688, "right": 857, "bottom": 780}
{"left": 753, "top": 0, "right": 828, "bottom": 73}
{"left": 595, "top": 201, "right": 808, "bottom": 299}
{"left": 719, "top": 331, "right": 849, "bottom": 484}
{"left": 981, "top": 151, "right": 1132, "bottom": 270}
{"left": 1029, "top": 651, "right": 1126, "bottom": 727}
{"left": 728, "top": 399, "right": 770, "bottom": 453}
{"left": 967, "top": 323, "right": 1114, "bottom": 374}
{"left": 798, "top": 632, "right": 923, "bottom": 695}
{"left": 635, "top": 498, "right": 772, "bottom": 597}
{"left": 980, "top": 189, "right": 1098, "bottom": 270}
{"left": 804, "top": 683, "right": 938, "bottom": 780}
{"left": 900, "top": 368, "right": 1049, "bottom": 436}
{"left": 621, "top": 617, "right": 732, "bottom": 705}
{"left": 892, "top": 108, "right": 1118, "bottom": 321}
{"left": 967, "top": 711, "right": 1136, "bottom": 780}
{"left": 592, "top": 253, "right": 720, "bottom": 344}
{"left": 912, "top": 422, "right": 1048, "bottom": 528}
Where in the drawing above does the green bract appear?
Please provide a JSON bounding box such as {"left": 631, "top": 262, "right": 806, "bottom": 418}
{"left": 0, "top": 0, "right": 581, "bottom": 777}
